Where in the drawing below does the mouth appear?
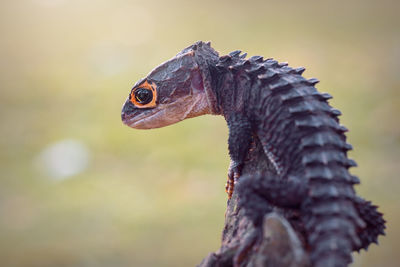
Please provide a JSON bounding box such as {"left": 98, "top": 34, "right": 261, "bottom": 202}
{"left": 121, "top": 105, "right": 169, "bottom": 129}
{"left": 121, "top": 110, "right": 152, "bottom": 128}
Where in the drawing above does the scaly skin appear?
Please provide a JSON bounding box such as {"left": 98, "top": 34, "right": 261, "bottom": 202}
{"left": 121, "top": 41, "right": 385, "bottom": 267}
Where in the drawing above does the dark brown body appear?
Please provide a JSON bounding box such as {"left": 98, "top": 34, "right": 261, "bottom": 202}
{"left": 121, "top": 42, "right": 385, "bottom": 267}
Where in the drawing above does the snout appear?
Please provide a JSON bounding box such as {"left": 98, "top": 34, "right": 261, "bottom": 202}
{"left": 121, "top": 99, "right": 136, "bottom": 124}
{"left": 121, "top": 112, "right": 127, "bottom": 122}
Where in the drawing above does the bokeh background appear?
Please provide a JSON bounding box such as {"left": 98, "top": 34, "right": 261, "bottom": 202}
{"left": 1, "top": 0, "right": 399, "bottom": 266}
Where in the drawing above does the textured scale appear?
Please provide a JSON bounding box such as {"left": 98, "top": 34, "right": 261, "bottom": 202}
{"left": 300, "top": 132, "right": 352, "bottom": 151}
{"left": 121, "top": 42, "right": 385, "bottom": 267}
{"left": 208, "top": 46, "right": 386, "bottom": 267}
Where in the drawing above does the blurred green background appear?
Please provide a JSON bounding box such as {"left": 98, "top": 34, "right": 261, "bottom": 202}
{"left": 0, "top": 0, "right": 399, "bottom": 266}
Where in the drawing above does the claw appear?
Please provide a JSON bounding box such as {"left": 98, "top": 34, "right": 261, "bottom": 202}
{"left": 226, "top": 161, "right": 242, "bottom": 199}
{"left": 225, "top": 176, "right": 234, "bottom": 199}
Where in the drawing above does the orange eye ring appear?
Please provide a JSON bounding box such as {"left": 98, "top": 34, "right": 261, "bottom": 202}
{"left": 130, "top": 80, "right": 157, "bottom": 108}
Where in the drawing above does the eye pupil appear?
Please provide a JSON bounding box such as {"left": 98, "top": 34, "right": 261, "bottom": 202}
{"left": 134, "top": 88, "right": 153, "bottom": 104}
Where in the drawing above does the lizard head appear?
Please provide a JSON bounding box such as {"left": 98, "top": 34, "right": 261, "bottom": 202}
{"left": 121, "top": 41, "right": 219, "bottom": 129}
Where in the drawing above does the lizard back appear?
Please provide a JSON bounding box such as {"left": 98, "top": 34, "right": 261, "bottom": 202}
{"left": 210, "top": 50, "right": 385, "bottom": 267}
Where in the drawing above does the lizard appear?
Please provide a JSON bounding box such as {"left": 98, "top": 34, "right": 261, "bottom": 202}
{"left": 121, "top": 41, "right": 385, "bottom": 267}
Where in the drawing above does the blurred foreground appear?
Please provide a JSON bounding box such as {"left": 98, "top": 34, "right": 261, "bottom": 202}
{"left": 0, "top": 0, "right": 399, "bottom": 266}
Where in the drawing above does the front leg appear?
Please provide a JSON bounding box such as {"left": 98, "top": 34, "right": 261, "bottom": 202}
{"left": 226, "top": 113, "right": 253, "bottom": 199}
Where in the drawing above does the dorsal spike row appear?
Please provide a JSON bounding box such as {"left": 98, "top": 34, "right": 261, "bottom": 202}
{"left": 281, "top": 66, "right": 294, "bottom": 73}
{"left": 338, "top": 125, "right": 348, "bottom": 133}
{"left": 239, "top": 53, "right": 247, "bottom": 59}
{"left": 280, "top": 91, "right": 321, "bottom": 103}
{"left": 205, "top": 41, "right": 211, "bottom": 46}
{"left": 295, "top": 115, "right": 349, "bottom": 134}
{"left": 288, "top": 99, "right": 332, "bottom": 115}
{"left": 350, "top": 175, "right": 360, "bottom": 184}
{"left": 278, "top": 86, "right": 319, "bottom": 102}
{"left": 270, "top": 77, "right": 321, "bottom": 96}
{"left": 300, "top": 131, "right": 352, "bottom": 151}
{"left": 249, "top": 55, "right": 263, "bottom": 62}
{"left": 258, "top": 69, "right": 280, "bottom": 82}
{"left": 309, "top": 218, "right": 357, "bottom": 244}
{"left": 309, "top": 201, "right": 365, "bottom": 227}
{"left": 321, "top": 93, "right": 333, "bottom": 100}
{"left": 309, "top": 224, "right": 361, "bottom": 252}
{"left": 263, "top": 59, "right": 278, "bottom": 67}
{"left": 278, "top": 62, "right": 289, "bottom": 67}
{"left": 347, "top": 158, "right": 357, "bottom": 167}
{"left": 245, "top": 64, "right": 266, "bottom": 74}
{"left": 232, "top": 60, "right": 251, "bottom": 69}
{"left": 290, "top": 67, "right": 306, "bottom": 75}
{"left": 302, "top": 150, "right": 357, "bottom": 168}
{"left": 306, "top": 165, "right": 347, "bottom": 180}
{"left": 330, "top": 108, "right": 342, "bottom": 116}
{"left": 312, "top": 218, "right": 354, "bottom": 236}
{"left": 309, "top": 184, "right": 355, "bottom": 200}
{"left": 219, "top": 55, "right": 232, "bottom": 63}
{"left": 269, "top": 78, "right": 292, "bottom": 91}
{"left": 344, "top": 143, "right": 353, "bottom": 150}
{"left": 306, "top": 166, "right": 360, "bottom": 184}
{"left": 308, "top": 78, "right": 320, "bottom": 85}
{"left": 229, "top": 50, "right": 241, "bottom": 57}
{"left": 287, "top": 101, "right": 345, "bottom": 122}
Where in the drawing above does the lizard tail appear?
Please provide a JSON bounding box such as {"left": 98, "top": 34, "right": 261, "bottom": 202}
{"left": 301, "top": 158, "right": 365, "bottom": 266}
{"left": 291, "top": 94, "right": 367, "bottom": 266}
{"left": 354, "top": 196, "right": 386, "bottom": 251}
{"left": 295, "top": 109, "right": 385, "bottom": 266}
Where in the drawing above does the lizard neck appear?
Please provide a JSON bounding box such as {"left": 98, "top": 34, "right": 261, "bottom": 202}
{"left": 202, "top": 66, "right": 221, "bottom": 116}
{"left": 191, "top": 44, "right": 222, "bottom": 116}
{"left": 209, "top": 55, "right": 250, "bottom": 119}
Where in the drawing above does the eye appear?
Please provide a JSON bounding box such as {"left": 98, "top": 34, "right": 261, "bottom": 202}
{"left": 129, "top": 80, "right": 157, "bottom": 108}
{"left": 134, "top": 88, "right": 153, "bottom": 105}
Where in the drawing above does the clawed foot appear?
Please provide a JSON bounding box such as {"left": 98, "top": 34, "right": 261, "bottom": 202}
{"left": 225, "top": 161, "right": 242, "bottom": 199}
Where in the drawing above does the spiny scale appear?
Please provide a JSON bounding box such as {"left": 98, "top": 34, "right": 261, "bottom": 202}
{"left": 121, "top": 42, "right": 385, "bottom": 267}
{"left": 213, "top": 46, "right": 385, "bottom": 267}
